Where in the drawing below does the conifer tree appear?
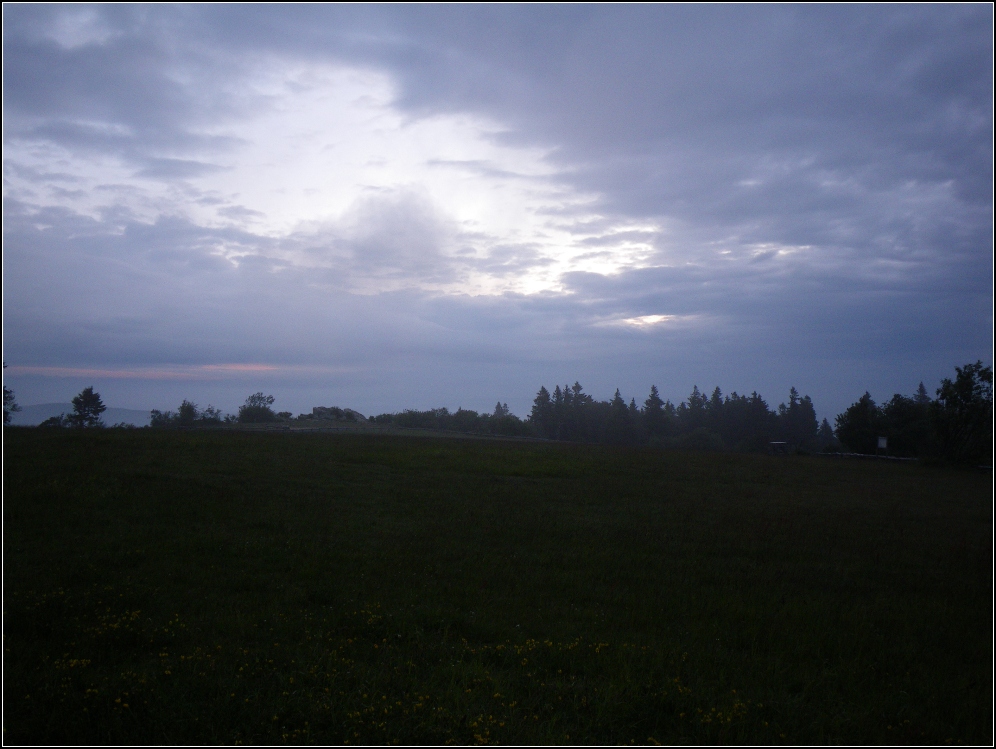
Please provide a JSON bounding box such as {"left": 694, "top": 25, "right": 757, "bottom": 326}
{"left": 643, "top": 385, "right": 667, "bottom": 439}
{"left": 68, "top": 386, "right": 106, "bottom": 428}
{"left": 531, "top": 386, "right": 554, "bottom": 438}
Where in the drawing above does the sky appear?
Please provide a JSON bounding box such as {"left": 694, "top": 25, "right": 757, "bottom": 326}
{"left": 3, "top": 5, "right": 993, "bottom": 421}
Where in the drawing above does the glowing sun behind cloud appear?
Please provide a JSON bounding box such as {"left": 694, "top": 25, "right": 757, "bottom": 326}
{"left": 4, "top": 59, "right": 662, "bottom": 297}
{"left": 190, "top": 61, "right": 663, "bottom": 295}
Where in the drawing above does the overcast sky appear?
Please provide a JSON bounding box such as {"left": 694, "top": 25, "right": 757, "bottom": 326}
{"left": 3, "top": 5, "right": 992, "bottom": 420}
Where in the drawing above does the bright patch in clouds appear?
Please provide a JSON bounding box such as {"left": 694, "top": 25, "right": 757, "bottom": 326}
{"left": 5, "top": 60, "right": 663, "bottom": 296}
{"left": 623, "top": 315, "right": 676, "bottom": 327}
{"left": 743, "top": 243, "right": 813, "bottom": 264}
{"left": 608, "top": 314, "right": 701, "bottom": 329}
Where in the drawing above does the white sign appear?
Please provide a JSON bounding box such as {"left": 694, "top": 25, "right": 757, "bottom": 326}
{"left": 877, "top": 437, "right": 888, "bottom": 449}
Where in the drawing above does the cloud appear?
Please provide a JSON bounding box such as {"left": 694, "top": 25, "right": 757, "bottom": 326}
{"left": 2, "top": 5, "right": 991, "bottom": 420}
{"left": 136, "top": 158, "right": 227, "bottom": 180}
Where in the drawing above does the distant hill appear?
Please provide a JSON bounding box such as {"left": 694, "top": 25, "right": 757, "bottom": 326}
{"left": 9, "top": 403, "right": 151, "bottom": 427}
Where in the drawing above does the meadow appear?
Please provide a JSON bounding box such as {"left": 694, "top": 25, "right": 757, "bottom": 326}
{"left": 3, "top": 428, "right": 991, "bottom": 745}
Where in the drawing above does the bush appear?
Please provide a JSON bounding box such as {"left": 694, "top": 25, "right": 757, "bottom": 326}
{"left": 238, "top": 393, "right": 277, "bottom": 423}
{"left": 149, "top": 409, "right": 178, "bottom": 428}
{"left": 177, "top": 400, "right": 199, "bottom": 426}
{"left": 151, "top": 402, "right": 226, "bottom": 428}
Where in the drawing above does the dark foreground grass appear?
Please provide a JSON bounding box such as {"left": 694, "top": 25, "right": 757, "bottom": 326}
{"left": 3, "top": 428, "right": 991, "bottom": 745}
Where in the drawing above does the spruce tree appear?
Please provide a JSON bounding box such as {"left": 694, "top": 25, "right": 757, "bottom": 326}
{"left": 68, "top": 386, "right": 106, "bottom": 428}
{"left": 643, "top": 385, "right": 666, "bottom": 439}
{"left": 531, "top": 386, "right": 553, "bottom": 438}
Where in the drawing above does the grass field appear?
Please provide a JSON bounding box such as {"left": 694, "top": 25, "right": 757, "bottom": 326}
{"left": 3, "top": 428, "right": 992, "bottom": 745}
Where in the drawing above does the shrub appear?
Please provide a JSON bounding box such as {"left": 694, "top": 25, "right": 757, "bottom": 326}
{"left": 238, "top": 393, "right": 277, "bottom": 423}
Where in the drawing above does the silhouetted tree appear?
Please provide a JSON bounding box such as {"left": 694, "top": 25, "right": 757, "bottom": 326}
{"left": 530, "top": 386, "right": 554, "bottom": 438}
{"left": 68, "top": 387, "right": 106, "bottom": 429}
{"left": 151, "top": 400, "right": 226, "bottom": 428}
{"left": 835, "top": 392, "right": 880, "bottom": 454}
{"left": 720, "top": 391, "right": 777, "bottom": 451}
{"left": 551, "top": 385, "right": 565, "bottom": 439}
{"left": 778, "top": 387, "right": 819, "bottom": 450}
{"left": 201, "top": 405, "right": 223, "bottom": 423}
{"left": 628, "top": 397, "right": 640, "bottom": 436}
{"left": 932, "top": 361, "right": 993, "bottom": 465}
{"left": 679, "top": 386, "right": 708, "bottom": 433}
{"left": 449, "top": 407, "right": 480, "bottom": 433}
{"left": 3, "top": 363, "right": 20, "bottom": 424}
{"left": 371, "top": 404, "right": 530, "bottom": 437}
{"left": 606, "top": 388, "right": 632, "bottom": 445}
{"left": 563, "top": 382, "right": 592, "bottom": 441}
{"left": 880, "top": 393, "right": 933, "bottom": 457}
{"left": 707, "top": 386, "right": 724, "bottom": 431}
{"left": 488, "top": 402, "right": 529, "bottom": 436}
{"left": 238, "top": 393, "right": 277, "bottom": 423}
{"left": 178, "top": 400, "right": 199, "bottom": 426}
{"left": 149, "top": 409, "right": 177, "bottom": 428}
{"left": 643, "top": 385, "right": 667, "bottom": 439}
{"left": 816, "top": 418, "right": 839, "bottom": 451}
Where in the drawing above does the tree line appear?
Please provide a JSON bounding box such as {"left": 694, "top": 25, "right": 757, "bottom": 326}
{"left": 523, "top": 382, "right": 834, "bottom": 452}
{"left": 4, "top": 362, "right": 990, "bottom": 465}
{"left": 358, "top": 362, "right": 993, "bottom": 464}
{"left": 368, "top": 383, "right": 832, "bottom": 450}
{"left": 369, "top": 402, "right": 533, "bottom": 437}
{"left": 149, "top": 393, "right": 269, "bottom": 427}
{"left": 834, "top": 361, "right": 992, "bottom": 464}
